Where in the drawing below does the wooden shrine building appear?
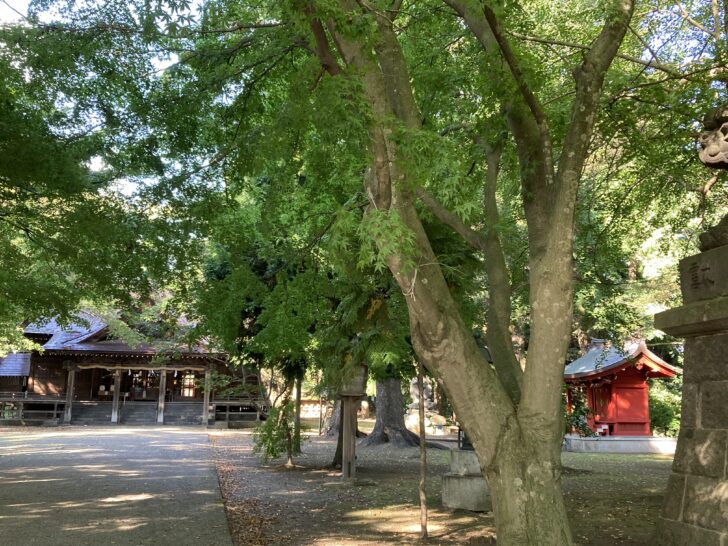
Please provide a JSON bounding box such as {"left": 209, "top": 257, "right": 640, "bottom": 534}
{"left": 564, "top": 340, "right": 679, "bottom": 436}
{"left": 0, "top": 314, "right": 265, "bottom": 426}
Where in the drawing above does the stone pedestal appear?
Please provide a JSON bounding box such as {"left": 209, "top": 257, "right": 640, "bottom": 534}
{"left": 441, "top": 450, "right": 491, "bottom": 512}
{"left": 653, "top": 245, "right": 728, "bottom": 545}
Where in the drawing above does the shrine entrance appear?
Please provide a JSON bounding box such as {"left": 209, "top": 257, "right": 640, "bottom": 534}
{"left": 64, "top": 364, "right": 212, "bottom": 426}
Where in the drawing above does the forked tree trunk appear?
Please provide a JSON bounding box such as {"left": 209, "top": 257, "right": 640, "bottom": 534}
{"left": 304, "top": 1, "right": 632, "bottom": 542}
{"left": 359, "top": 377, "right": 420, "bottom": 448}
{"left": 483, "top": 429, "right": 571, "bottom": 544}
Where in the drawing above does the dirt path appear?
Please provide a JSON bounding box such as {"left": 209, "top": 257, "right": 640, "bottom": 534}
{"left": 0, "top": 426, "right": 232, "bottom": 546}
{"left": 211, "top": 431, "right": 492, "bottom": 545}
{"left": 211, "top": 431, "right": 673, "bottom": 546}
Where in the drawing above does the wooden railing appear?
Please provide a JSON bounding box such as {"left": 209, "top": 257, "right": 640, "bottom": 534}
{"left": 0, "top": 391, "right": 64, "bottom": 401}
{"left": 0, "top": 395, "right": 64, "bottom": 422}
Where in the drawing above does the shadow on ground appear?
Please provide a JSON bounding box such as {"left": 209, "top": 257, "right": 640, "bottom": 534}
{"left": 0, "top": 427, "right": 232, "bottom": 546}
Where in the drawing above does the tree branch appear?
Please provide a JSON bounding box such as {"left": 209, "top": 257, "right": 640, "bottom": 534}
{"left": 507, "top": 30, "right": 682, "bottom": 78}
{"left": 711, "top": 0, "right": 722, "bottom": 37}
{"left": 306, "top": 10, "right": 343, "bottom": 76}
{"left": 477, "top": 140, "right": 523, "bottom": 403}
{"left": 415, "top": 148, "right": 522, "bottom": 403}
{"left": 415, "top": 187, "right": 487, "bottom": 251}
{"left": 441, "top": 0, "right": 553, "bottom": 215}
{"left": 556, "top": 0, "right": 635, "bottom": 197}
{"left": 677, "top": 2, "right": 720, "bottom": 39}
{"left": 481, "top": 5, "right": 555, "bottom": 185}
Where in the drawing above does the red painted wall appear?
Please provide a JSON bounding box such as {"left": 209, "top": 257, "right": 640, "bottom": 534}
{"left": 586, "top": 366, "right": 651, "bottom": 436}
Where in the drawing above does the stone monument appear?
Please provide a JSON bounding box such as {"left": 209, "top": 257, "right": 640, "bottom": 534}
{"left": 441, "top": 447, "right": 492, "bottom": 512}
{"left": 653, "top": 108, "right": 728, "bottom": 545}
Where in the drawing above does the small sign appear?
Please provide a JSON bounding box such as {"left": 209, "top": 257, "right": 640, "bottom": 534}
{"left": 340, "top": 365, "right": 367, "bottom": 397}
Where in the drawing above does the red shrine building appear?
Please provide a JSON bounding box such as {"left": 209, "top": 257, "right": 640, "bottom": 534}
{"left": 564, "top": 340, "right": 680, "bottom": 436}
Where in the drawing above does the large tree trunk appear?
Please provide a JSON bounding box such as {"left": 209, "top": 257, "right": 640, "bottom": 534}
{"left": 484, "top": 430, "right": 571, "bottom": 544}
{"left": 360, "top": 377, "right": 420, "bottom": 448}
{"left": 325, "top": 399, "right": 341, "bottom": 436}
{"left": 305, "top": 1, "right": 632, "bottom": 542}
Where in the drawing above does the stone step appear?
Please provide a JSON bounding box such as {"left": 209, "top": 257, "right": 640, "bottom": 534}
{"left": 119, "top": 404, "right": 156, "bottom": 425}
{"left": 71, "top": 403, "right": 112, "bottom": 424}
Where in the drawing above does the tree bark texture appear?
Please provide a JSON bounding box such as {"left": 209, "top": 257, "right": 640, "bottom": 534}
{"left": 360, "top": 377, "right": 420, "bottom": 448}
{"left": 294, "top": 376, "right": 302, "bottom": 454}
{"left": 326, "top": 399, "right": 341, "bottom": 437}
{"left": 305, "top": 0, "right": 634, "bottom": 542}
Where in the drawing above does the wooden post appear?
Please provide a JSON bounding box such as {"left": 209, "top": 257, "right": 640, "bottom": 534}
{"left": 294, "top": 376, "right": 302, "bottom": 453}
{"left": 111, "top": 370, "right": 121, "bottom": 424}
{"left": 64, "top": 366, "right": 76, "bottom": 423}
{"left": 341, "top": 396, "right": 357, "bottom": 479}
{"left": 157, "top": 370, "right": 167, "bottom": 424}
{"left": 417, "top": 362, "right": 428, "bottom": 539}
{"left": 202, "top": 367, "right": 211, "bottom": 426}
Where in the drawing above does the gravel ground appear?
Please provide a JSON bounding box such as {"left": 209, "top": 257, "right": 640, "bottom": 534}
{"left": 0, "top": 426, "right": 671, "bottom": 545}
{"left": 210, "top": 431, "right": 673, "bottom": 546}
{"left": 210, "top": 431, "right": 496, "bottom": 546}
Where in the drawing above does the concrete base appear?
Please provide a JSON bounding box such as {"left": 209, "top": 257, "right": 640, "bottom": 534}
{"left": 442, "top": 474, "right": 491, "bottom": 512}
{"left": 450, "top": 449, "right": 482, "bottom": 475}
{"left": 213, "top": 420, "right": 258, "bottom": 429}
{"left": 564, "top": 435, "right": 676, "bottom": 454}
{"left": 0, "top": 419, "right": 58, "bottom": 427}
{"left": 441, "top": 449, "right": 491, "bottom": 512}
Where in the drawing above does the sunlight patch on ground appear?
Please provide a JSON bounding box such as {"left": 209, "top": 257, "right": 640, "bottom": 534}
{"left": 1, "top": 478, "right": 66, "bottom": 484}
{"left": 100, "top": 493, "right": 155, "bottom": 503}
{"left": 400, "top": 522, "right": 445, "bottom": 533}
{"left": 63, "top": 518, "right": 149, "bottom": 532}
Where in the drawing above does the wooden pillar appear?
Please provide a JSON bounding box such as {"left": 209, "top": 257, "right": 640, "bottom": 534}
{"left": 202, "top": 367, "right": 211, "bottom": 426}
{"left": 111, "top": 370, "right": 121, "bottom": 424}
{"left": 64, "top": 366, "right": 76, "bottom": 423}
{"left": 341, "top": 396, "right": 357, "bottom": 479}
{"left": 157, "top": 371, "right": 167, "bottom": 424}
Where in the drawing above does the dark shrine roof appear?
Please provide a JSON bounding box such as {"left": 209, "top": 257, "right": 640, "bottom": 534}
{"left": 25, "top": 313, "right": 107, "bottom": 350}
{"left": 0, "top": 353, "right": 31, "bottom": 376}
{"left": 564, "top": 340, "right": 680, "bottom": 382}
{"left": 22, "top": 313, "right": 221, "bottom": 359}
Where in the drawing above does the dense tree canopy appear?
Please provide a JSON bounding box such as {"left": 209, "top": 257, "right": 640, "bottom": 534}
{"left": 2, "top": 0, "right": 727, "bottom": 543}
{"left": 0, "top": 43, "right": 167, "bottom": 353}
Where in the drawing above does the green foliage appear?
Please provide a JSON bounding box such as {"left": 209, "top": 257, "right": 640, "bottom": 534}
{"left": 649, "top": 378, "right": 682, "bottom": 437}
{"left": 564, "top": 387, "right": 595, "bottom": 437}
{"left": 0, "top": 43, "right": 168, "bottom": 354}
{"left": 252, "top": 401, "right": 306, "bottom": 462}
{"left": 5, "top": 0, "right": 724, "bottom": 437}
{"left": 357, "top": 209, "right": 416, "bottom": 273}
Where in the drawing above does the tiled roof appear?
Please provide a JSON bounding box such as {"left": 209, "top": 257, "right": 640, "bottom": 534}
{"left": 25, "top": 313, "right": 107, "bottom": 350}
{"left": 564, "top": 340, "right": 680, "bottom": 380}
{"left": 24, "top": 313, "right": 220, "bottom": 358}
{"left": 0, "top": 353, "right": 31, "bottom": 376}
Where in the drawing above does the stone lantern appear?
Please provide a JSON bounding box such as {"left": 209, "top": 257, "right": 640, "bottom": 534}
{"left": 653, "top": 107, "right": 728, "bottom": 544}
